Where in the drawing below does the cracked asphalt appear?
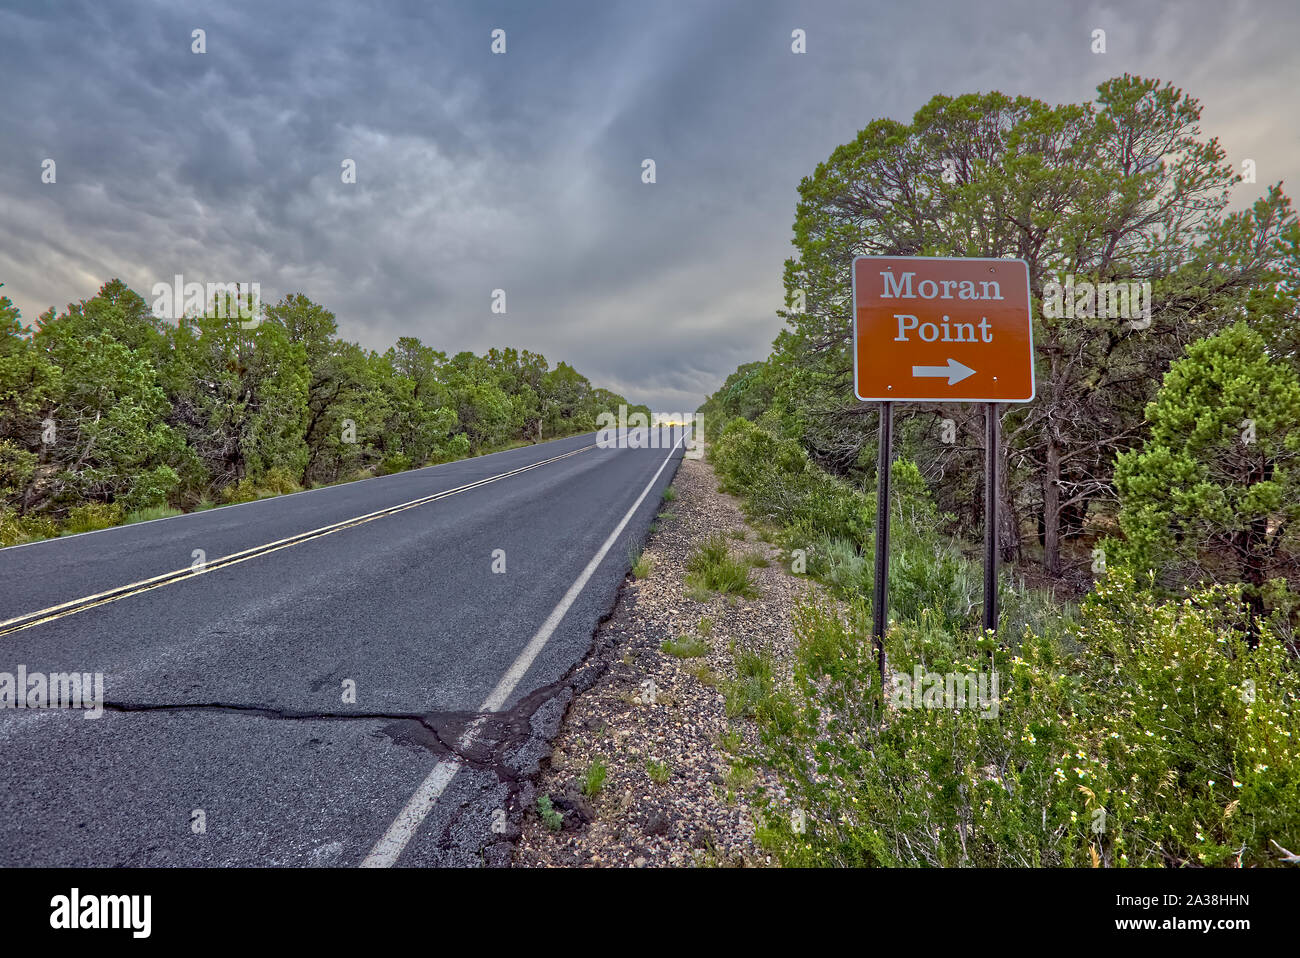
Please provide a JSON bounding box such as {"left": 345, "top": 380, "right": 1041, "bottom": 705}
{"left": 0, "top": 431, "right": 683, "bottom": 866}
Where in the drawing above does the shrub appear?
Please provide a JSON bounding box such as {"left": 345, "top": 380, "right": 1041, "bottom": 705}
{"left": 122, "top": 464, "right": 180, "bottom": 512}
{"left": 0, "top": 507, "right": 59, "bottom": 547}
{"left": 757, "top": 575, "right": 1300, "bottom": 868}
{"left": 537, "top": 794, "right": 564, "bottom": 831}
{"left": 377, "top": 453, "right": 412, "bottom": 476}
{"left": 62, "top": 501, "right": 124, "bottom": 535}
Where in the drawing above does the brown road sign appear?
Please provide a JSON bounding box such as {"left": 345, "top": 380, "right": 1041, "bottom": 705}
{"left": 852, "top": 256, "right": 1035, "bottom": 403}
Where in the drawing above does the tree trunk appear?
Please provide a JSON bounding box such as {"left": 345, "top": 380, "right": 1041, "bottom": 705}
{"left": 1043, "top": 438, "right": 1062, "bottom": 577}
{"left": 1242, "top": 516, "right": 1269, "bottom": 648}
{"left": 998, "top": 442, "right": 1019, "bottom": 564}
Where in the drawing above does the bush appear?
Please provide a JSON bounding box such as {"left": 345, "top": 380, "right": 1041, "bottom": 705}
{"left": 221, "top": 466, "right": 303, "bottom": 504}
{"left": 757, "top": 574, "right": 1300, "bottom": 868}
{"left": 62, "top": 501, "right": 124, "bottom": 535}
{"left": 377, "top": 452, "right": 412, "bottom": 476}
{"left": 710, "top": 417, "right": 872, "bottom": 545}
{"left": 122, "top": 464, "right": 180, "bottom": 512}
{"left": 0, "top": 507, "right": 59, "bottom": 547}
{"left": 441, "top": 433, "right": 471, "bottom": 462}
{"left": 1074, "top": 570, "right": 1300, "bottom": 866}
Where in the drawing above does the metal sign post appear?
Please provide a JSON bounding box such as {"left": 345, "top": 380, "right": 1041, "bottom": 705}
{"left": 871, "top": 401, "right": 892, "bottom": 693}
{"left": 983, "top": 402, "right": 1000, "bottom": 636}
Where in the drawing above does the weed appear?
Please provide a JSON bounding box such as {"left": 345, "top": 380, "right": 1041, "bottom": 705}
{"left": 537, "top": 794, "right": 564, "bottom": 831}
{"left": 661, "top": 635, "right": 709, "bottom": 658}
{"left": 582, "top": 756, "right": 608, "bottom": 797}
{"left": 686, "top": 534, "right": 758, "bottom": 599}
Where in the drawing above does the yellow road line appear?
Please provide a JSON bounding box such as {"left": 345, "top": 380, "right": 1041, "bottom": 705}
{"left": 0, "top": 444, "right": 595, "bottom": 638}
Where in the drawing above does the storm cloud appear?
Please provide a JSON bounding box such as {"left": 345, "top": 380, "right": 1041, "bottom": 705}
{"left": 2, "top": 0, "right": 1296, "bottom": 410}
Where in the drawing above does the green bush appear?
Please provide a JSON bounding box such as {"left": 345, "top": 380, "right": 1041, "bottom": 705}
{"left": 62, "top": 501, "right": 124, "bottom": 535}
{"left": 0, "top": 507, "right": 59, "bottom": 547}
{"left": 377, "top": 452, "right": 412, "bottom": 476}
{"left": 122, "top": 464, "right": 180, "bottom": 512}
{"left": 221, "top": 466, "right": 303, "bottom": 504}
{"left": 757, "top": 574, "right": 1300, "bottom": 868}
{"left": 1073, "top": 570, "right": 1300, "bottom": 866}
{"left": 710, "top": 417, "right": 871, "bottom": 545}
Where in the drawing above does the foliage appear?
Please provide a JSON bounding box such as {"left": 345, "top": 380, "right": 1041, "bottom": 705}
{"left": 1111, "top": 323, "right": 1300, "bottom": 622}
{"left": 712, "top": 414, "right": 1297, "bottom": 868}
{"left": 758, "top": 573, "right": 1299, "bottom": 868}
{"left": 536, "top": 794, "right": 564, "bottom": 831}
{"left": 703, "top": 75, "right": 1300, "bottom": 577}
{"left": 661, "top": 635, "right": 709, "bottom": 658}
{"left": 0, "top": 279, "right": 639, "bottom": 541}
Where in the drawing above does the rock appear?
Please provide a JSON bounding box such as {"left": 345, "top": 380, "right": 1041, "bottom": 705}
{"left": 553, "top": 789, "right": 595, "bottom": 828}
{"left": 644, "top": 812, "right": 670, "bottom": 836}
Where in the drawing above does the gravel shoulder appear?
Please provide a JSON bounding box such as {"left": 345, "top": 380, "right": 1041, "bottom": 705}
{"left": 513, "top": 451, "right": 818, "bottom": 867}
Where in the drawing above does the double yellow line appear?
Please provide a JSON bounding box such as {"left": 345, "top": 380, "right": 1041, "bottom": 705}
{"left": 0, "top": 444, "right": 595, "bottom": 638}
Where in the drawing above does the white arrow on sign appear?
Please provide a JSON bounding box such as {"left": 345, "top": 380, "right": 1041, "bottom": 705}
{"left": 911, "top": 358, "right": 976, "bottom": 386}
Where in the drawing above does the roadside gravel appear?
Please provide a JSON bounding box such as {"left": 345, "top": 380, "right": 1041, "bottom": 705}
{"left": 513, "top": 451, "right": 819, "bottom": 867}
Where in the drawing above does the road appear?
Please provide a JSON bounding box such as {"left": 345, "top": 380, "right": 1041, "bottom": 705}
{"left": 0, "top": 430, "right": 685, "bottom": 866}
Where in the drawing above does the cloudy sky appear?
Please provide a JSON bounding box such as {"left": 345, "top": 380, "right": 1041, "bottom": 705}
{"left": 2, "top": 0, "right": 1297, "bottom": 411}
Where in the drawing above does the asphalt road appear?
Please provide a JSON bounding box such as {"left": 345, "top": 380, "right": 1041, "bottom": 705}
{"left": 0, "top": 429, "right": 685, "bottom": 866}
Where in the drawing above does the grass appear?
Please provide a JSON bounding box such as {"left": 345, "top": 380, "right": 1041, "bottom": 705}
{"left": 722, "top": 648, "right": 775, "bottom": 719}
{"left": 716, "top": 729, "right": 744, "bottom": 753}
{"left": 581, "top": 756, "right": 608, "bottom": 797}
{"left": 685, "top": 534, "right": 759, "bottom": 599}
{"left": 686, "top": 582, "right": 713, "bottom": 603}
{"left": 690, "top": 664, "right": 718, "bottom": 686}
{"left": 698, "top": 617, "right": 713, "bottom": 638}
{"left": 662, "top": 486, "right": 678, "bottom": 502}
{"left": 647, "top": 759, "right": 671, "bottom": 784}
{"left": 631, "top": 550, "right": 652, "bottom": 579}
{"left": 537, "top": 794, "right": 564, "bottom": 831}
{"left": 661, "top": 635, "right": 709, "bottom": 658}
{"left": 725, "top": 762, "right": 755, "bottom": 792}
{"left": 61, "top": 502, "right": 123, "bottom": 535}
{"left": 124, "top": 505, "right": 185, "bottom": 524}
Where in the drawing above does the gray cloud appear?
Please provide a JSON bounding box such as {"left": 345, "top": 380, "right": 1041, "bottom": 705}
{"left": 2, "top": 0, "right": 1296, "bottom": 410}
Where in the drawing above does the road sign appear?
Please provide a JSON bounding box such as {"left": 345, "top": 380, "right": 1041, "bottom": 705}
{"left": 852, "top": 256, "right": 1035, "bottom": 403}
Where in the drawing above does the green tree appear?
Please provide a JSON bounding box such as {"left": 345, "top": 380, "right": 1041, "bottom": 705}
{"left": 0, "top": 286, "right": 59, "bottom": 506}
{"left": 31, "top": 285, "right": 183, "bottom": 512}
{"left": 1111, "top": 322, "right": 1300, "bottom": 624}
{"left": 775, "top": 75, "right": 1297, "bottom": 575}
{"left": 161, "top": 308, "right": 309, "bottom": 493}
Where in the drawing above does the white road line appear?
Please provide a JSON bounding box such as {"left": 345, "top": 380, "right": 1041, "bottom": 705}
{"left": 360, "top": 435, "right": 683, "bottom": 868}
